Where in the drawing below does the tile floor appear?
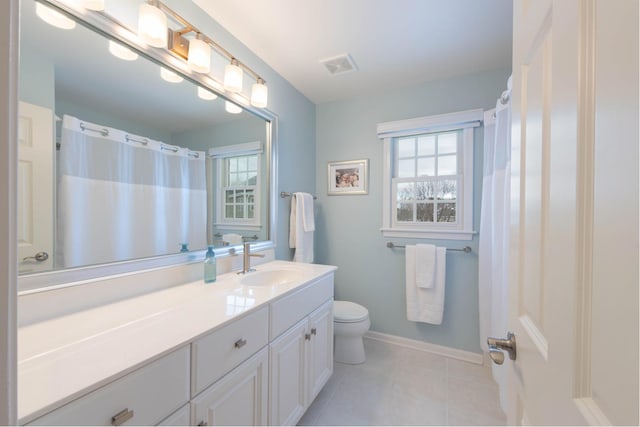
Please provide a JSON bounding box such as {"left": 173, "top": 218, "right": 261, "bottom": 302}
{"left": 298, "top": 338, "right": 506, "bottom": 426}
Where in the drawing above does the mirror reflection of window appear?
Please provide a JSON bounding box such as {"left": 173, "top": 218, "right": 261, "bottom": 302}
{"left": 224, "top": 154, "right": 259, "bottom": 221}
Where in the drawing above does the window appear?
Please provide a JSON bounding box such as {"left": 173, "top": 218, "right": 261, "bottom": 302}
{"left": 209, "top": 141, "right": 262, "bottom": 230}
{"left": 378, "top": 109, "right": 481, "bottom": 240}
{"left": 222, "top": 154, "right": 258, "bottom": 221}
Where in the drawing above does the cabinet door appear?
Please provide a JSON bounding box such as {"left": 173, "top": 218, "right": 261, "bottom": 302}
{"left": 191, "top": 347, "right": 268, "bottom": 426}
{"left": 269, "top": 318, "right": 308, "bottom": 426}
{"left": 307, "top": 300, "right": 334, "bottom": 404}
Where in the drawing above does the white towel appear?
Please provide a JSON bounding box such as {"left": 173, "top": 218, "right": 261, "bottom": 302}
{"left": 300, "top": 193, "right": 315, "bottom": 232}
{"left": 406, "top": 245, "right": 446, "bottom": 324}
{"left": 222, "top": 233, "right": 243, "bottom": 245}
{"left": 289, "top": 192, "right": 314, "bottom": 263}
{"left": 415, "top": 244, "right": 436, "bottom": 288}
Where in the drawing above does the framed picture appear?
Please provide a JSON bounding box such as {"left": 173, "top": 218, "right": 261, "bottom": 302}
{"left": 327, "top": 159, "right": 369, "bottom": 195}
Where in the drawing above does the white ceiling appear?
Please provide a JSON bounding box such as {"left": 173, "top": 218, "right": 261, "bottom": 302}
{"left": 193, "top": 0, "right": 513, "bottom": 104}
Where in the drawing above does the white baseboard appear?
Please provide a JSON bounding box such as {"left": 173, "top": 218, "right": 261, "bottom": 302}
{"left": 364, "top": 330, "right": 484, "bottom": 365}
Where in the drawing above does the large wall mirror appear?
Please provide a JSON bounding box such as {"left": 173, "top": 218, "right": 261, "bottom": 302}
{"left": 18, "top": 0, "right": 277, "bottom": 291}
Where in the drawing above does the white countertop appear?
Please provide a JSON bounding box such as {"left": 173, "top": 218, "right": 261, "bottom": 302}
{"left": 18, "top": 260, "right": 337, "bottom": 423}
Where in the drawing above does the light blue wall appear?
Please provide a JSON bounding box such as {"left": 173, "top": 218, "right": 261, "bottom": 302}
{"left": 19, "top": 47, "right": 54, "bottom": 109}
{"left": 173, "top": 117, "right": 265, "bottom": 152}
{"left": 315, "top": 68, "right": 511, "bottom": 353}
{"left": 167, "top": 1, "right": 317, "bottom": 260}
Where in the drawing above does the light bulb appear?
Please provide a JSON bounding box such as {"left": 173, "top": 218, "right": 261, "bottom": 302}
{"left": 197, "top": 87, "right": 218, "bottom": 101}
{"left": 224, "top": 59, "right": 243, "bottom": 92}
{"left": 108, "top": 40, "right": 138, "bottom": 61}
{"left": 188, "top": 35, "right": 211, "bottom": 74}
{"left": 250, "top": 78, "right": 268, "bottom": 108}
{"left": 35, "top": 2, "right": 76, "bottom": 30}
{"left": 225, "top": 101, "right": 242, "bottom": 114}
{"left": 138, "top": 2, "right": 167, "bottom": 48}
{"left": 160, "top": 67, "right": 183, "bottom": 83}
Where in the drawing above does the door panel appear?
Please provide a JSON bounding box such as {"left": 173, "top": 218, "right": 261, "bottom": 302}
{"left": 508, "top": 0, "right": 638, "bottom": 425}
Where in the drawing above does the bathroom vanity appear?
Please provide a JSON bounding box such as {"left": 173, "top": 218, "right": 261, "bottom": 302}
{"left": 18, "top": 260, "right": 336, "bottom": 426}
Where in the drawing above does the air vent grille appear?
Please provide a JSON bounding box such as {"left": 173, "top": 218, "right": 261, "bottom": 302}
{"left": 320, "top": 54, "right": 358, "bottom": 75}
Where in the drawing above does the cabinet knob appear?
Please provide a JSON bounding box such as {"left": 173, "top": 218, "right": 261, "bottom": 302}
{"left": 234, "top": 338, "right": 247, "bottom": 349}
{"left": 111, "top": 408, "right": 134, "bottom": 426}
{"left": 311, "top": 328, "right": 317, "bottom": 336}
{"left": 305, "top": 333, "right": 311, "bottom": 341}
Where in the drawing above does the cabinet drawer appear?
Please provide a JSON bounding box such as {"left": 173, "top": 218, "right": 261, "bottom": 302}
{"left": 270, "top": 274, "right": 334, "bottom": 339}
{"left": 28, "top": 346, "right": 190, "bottom": 426}
{"left": 192, "top": 306, "right": 269, "bottom": 396}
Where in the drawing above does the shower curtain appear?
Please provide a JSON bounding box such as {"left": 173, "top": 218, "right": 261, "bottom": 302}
{"left": 56, "top": 115, "right": 206, "bottom": 268}
{"left": 479, "top": 77, "right": 511, "bottom": 412}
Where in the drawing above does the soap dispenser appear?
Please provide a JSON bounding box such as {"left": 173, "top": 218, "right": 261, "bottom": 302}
{"left": 204, "top": 245, "right": 216, "bottom": 283}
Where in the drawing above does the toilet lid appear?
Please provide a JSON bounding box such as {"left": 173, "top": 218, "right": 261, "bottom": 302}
{"left": 334, "top": 300, "right": 369, "bottom": 323}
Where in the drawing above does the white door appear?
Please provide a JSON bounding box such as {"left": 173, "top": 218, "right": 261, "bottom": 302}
{"left": 17, "top": 101, "right": 54, "bottom": 273}
{"left": 504, "top": 0, "right": 639, "bottom": 425}
{"left": 191, "top": 347, "right": 268, "bottom": 426}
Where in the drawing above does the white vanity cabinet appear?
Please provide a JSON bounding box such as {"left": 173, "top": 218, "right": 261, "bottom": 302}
{"left": 20, "top": 263, "right": 336, "bottom": 427}
{"left": 191, "top": 347, "right": 269, "bottom": 426}
{"left": 269, "top": 278, "right": 334, "bottom": 426}
{"left": 27, "top": 346, "right": 190, "bottom": 426}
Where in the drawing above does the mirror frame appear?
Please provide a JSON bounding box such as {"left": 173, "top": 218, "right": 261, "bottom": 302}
{"left": 18, "top": 0, "right": 278, "bottom": 294}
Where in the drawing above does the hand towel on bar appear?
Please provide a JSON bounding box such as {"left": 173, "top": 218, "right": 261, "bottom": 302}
{"left": 406, "top": 245, "right": 447, "bottom": 324}
{"left": 222, "top": 233, "right": 243, "bottom": 245}
{"left": 415, "top": 243, "right": 436, "bottom": 288}
{"left": 289, "top": 192, "right": 314, "bottom": 263}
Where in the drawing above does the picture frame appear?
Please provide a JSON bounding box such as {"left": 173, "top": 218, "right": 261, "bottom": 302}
{"left": 327, "top": 159, "right": 369, "bottom": 195}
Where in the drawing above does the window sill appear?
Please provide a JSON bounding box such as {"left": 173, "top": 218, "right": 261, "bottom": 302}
{"left": 214, "top": 224, "right": 262, "bottom": 231}
{"left": 380, "top": 228, "right": 476, "bottom": 241}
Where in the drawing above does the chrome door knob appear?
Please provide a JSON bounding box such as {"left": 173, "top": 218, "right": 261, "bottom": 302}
{"left": 487, "top": 332, "right": 516, "bottom": 365}
{"left": 23, "top": 251, "right": 49, "bottom": 262}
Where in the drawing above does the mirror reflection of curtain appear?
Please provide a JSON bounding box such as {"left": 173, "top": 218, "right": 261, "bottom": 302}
{"left": 56, "top": 115, "right": 206, "bottom": 268}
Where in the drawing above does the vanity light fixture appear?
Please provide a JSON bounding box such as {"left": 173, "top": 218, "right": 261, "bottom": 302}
{"left": 35, "top": 2, "right": 76, "bottom": 30}
{"left": 224, "top": 58, "right": 243, "bottom": 93}
{"left": 138, "top": 0, "right": 168, "bottom": 48}
{"left": 251, "top": 78, "right": 268, "bottom": 108}
{"left": 160, "top": 67, "right": 183, "bottom": 83}
{"left": 108, "top": 40, "right": 138, "bottom": 61}
{"left": 225, "top": 101, "right": 242, "bottom": 114}
{"left": 197, "top": 87, "right": 218, "bottom": 101}
{"left": 134, "top": 0, "right": 268, "bottom": 107}
{"left": 187, "top": 33, "right": 211, "bottom": 74}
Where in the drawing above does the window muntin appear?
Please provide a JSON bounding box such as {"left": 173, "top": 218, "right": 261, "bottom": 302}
{"left": 222, "top": 154, "right": 258, "bottom": 221}
{"left": 392, "top": 130, "right": 461, "bottom": 227}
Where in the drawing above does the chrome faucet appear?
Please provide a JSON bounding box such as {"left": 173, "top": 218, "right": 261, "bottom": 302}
{"left": 240, "top": 242, "right": 265, "bottom": 274}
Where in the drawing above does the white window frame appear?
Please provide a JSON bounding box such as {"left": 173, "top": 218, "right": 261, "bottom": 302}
{"left": 377, "top": 109, "right": 482, "bottom": 241}
{"left": 209, "top": 141, "right": 262, "bottom": 231}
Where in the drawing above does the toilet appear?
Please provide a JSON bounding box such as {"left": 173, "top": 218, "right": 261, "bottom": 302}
{"left": 333, "top": 300, "right": 370, "bottom": 364}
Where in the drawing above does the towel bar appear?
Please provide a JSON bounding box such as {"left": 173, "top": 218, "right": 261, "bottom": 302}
{"left": 386, "top": 242, "right": 472, "bottom": 253}
{"left": 280, "top": 191, "right": 317, "bottom": 200}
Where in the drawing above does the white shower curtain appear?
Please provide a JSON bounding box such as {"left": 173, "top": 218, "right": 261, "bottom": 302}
{"left": 56, "top": 115, "right": 207, "bottom": 268}
{"left": 479, "top": 77, "right": 511, "bottom": 412}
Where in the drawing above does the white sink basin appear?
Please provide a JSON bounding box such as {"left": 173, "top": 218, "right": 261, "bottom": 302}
{"left": 240, "top": 269, "right": 303, "bottom": 287}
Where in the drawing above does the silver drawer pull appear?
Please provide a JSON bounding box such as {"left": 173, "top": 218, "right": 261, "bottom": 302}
{"left": 234, "top": 338, "right": 247, "bottom": 349}
{"left": 311, "top": 328, "right": 317, "bottom": 336}
{"left": 305, "top": 333, "right": 311, "bottom": 341}
{"left": 111, "top": 408, "right": 134, "bottom": 426}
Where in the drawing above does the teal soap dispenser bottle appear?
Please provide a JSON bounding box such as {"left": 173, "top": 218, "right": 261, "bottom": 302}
{"left": 204, "top": 245, "right": 216, "bottom": 283}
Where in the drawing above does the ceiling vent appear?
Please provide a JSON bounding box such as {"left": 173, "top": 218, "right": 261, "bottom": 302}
{"left": 320, "top": 54, "right": 358, "bottom": 75}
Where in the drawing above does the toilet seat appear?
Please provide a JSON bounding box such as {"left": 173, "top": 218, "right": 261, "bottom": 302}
{"left": 334, "top": 300, "right": 369, "bottom": 323}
